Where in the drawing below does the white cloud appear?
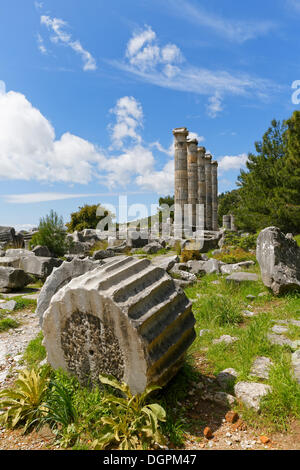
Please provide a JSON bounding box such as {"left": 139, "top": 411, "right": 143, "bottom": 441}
{"left": 4, "top": 191, "right": 146, "bottom": 204}
{"left": 40, "top": 15, "right": 97, "bottom": 71}
{"left": 218, "top": 153, "right": 248, "bottom": 171}
{"left": 0, "top": 81, "right": 6, "bottom": 95}
{"left": 206, "top": 92, "right": 223, "bottom": 118}
{"left": 0, "top": 82, "right": 178, "bottom": 195}
{"left": 112, "top": 26, "right": 281, "bottom": 118}
{"left": 136, "top": 160, "right": 175, "bottom": 195}
{"left": 109, "top": 96, "right": 143, "bottom": 149}
{"left": 0, "top": 87, "right": 105, "bottom": 183}
{"left": 165, "top": 0, "right": 276, "bottom": 43}
{"left": 34, "top": 1, "right": 43, "bottom": 10}
{"left": 125, "top": 25, "right": 183, "bottom": 74}
{"left": 37, "top": 33, "right": 47, "bottom": 54}
{"left": 105, "top": 145, "right": 155, "bottom": 188}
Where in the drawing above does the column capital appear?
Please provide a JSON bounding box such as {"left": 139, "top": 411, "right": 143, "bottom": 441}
{"left": 172, "top": 127, "right": 189, "bottom": 137}
{"left": 187, "top": 138, "right": 198, "bottom": 146}
{"left": 205, "top": 153, "right": 212, "bottom": 162}
{"left": 211, "top": 160, "right": 218, "bottom": 167}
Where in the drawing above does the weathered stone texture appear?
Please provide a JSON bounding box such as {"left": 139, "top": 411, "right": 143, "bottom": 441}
{"left": 256, "top": 226, "right": 300, "bottom": 295}
{"left": 36, "top": 257, "right": 101, "bottom": 326}
{"left": 43, "top": 256, "right": 196, "bottom": 394}
{"left": 0, "top": 267, "right": 31, "bottom": 293}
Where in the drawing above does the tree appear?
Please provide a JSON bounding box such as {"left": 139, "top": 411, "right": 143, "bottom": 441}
{"left": 235, "top": 119, "right": 288, "bottom": 231}
{"left": 280, "top": 111, "right": 300, "bottom": 232}
{"left": 30, "top": 210, "right": 67, "bottom": 257}
{"left": 66, "top": 204, "right": 113, "bottom": 233}
{"left": 218, "top": 189, "right": 241, "bottom": 227}
{"left": 232, "top": 113, "right": 300, "bottom": 233}
{"left": 158, "top": 195, "right": 174, "bottom": 222}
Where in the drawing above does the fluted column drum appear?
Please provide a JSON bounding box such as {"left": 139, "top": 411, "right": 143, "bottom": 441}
{"left": 205, "top": 153, "right": 213, "bottom": 230}
{"left": 187, "top": 139, "right": 198, "bottom": 230}
{"left": 173, "top": 128, "right": 189, "bottom": 233}
{"left": 211, "top": 161, "right": 218, "bottom": 231}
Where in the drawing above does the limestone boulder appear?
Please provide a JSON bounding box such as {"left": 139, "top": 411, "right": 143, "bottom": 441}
{"left": 19, "top": 256, "right": 63, "bottom": 280}
{"left": 234, "top": 382, "right": 271, "bottom": 411}
{"left": 32, "top": 245, "right": 51, "bottom": 257}
{"left": 127, "top": 231, "right": 149, "bottom": 249}
{"left": 5, "top": 249, "right": 33, "bottom": 258}
{"left": 92, "top": 249, "right": 115, "bottom": 260}
{"left": 36, "top": 257, "right": 102, "bottom": 326}
{"left": 0, "top": 257, "right": 21, "bottom": 268}
{"left": 0, "top": 267, "right": 31, "bottom": 293}
{"left": 256, "top": 226, "right": 300, "bottom": 295}
{"left": 42, "top": 256, "right": 196, "bottom": 394}
{"left": 143, "top": 242, "right": 163, "bottom": 254}
{"left": 68, "top": 241, "right": 92, "bottom": 256}
{"left": 0, "top": 226, "right": 15, "bottom": 244}
{"left": 220, "top": 261, "right": 255, "bottom": 275}
{"left": 186, "top": 259, "right": 220, "bottom": 275}
{"left": 226, "top": 272, "right": 258, "bottom": 284}
{"left": 151, "top": 255, "right": 179, "bottom": 272}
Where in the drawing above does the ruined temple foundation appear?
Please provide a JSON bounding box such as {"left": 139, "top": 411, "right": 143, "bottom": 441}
{"left": 173, "top": 128, "right": 219, "bottom": 234}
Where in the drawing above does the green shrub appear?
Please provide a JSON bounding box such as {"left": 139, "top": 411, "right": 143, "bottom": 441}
{"left": 214, "top": 247, "right": 256, "bottom": 264}
{"left": 66, "top": 204, "right": 113, "bottom": 233}
{"left": 93, "top": 374, "right": 166, "bottom": 450}
{"left": 222, "top": 231, "right": 257, "bottom": 251}
{"left": 30, "top": 210, "right": 68, "bottom": 257}
{"left": 0, "top": 368, "right": 50, "bottom": 432}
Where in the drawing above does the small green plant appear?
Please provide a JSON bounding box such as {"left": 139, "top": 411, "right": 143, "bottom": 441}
{"left": 29, "top": 210, "right": 68, "bottom": 257}
{"left": 93, "top": 374, "right": 166, "bottom": 450}
{"left": 214, "top": 247, "right": 256, "bottom": 264}
{"left": 41, "top": 380, "right": 78, "bottom": 447}
{"left": 0, "top": 368, "right": 49, "bottom": 432}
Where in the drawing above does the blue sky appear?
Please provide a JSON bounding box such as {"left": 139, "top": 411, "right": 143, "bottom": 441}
{"left": 0, "top": 0, "right": 299, "bottom": 229}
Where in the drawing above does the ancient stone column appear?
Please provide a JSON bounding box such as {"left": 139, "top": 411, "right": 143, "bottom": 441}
{"left": 230, "top": 214, "right": 237, "bottom": 231}
{"left": 223, "top": 215, "right": 231, "bottom": 229}
{"left": 205, "top": 153, "right": 213, "bottom": 230}
{"left": 197, "top": 147, "right": 206, "bottom": 231}
{"left": 187, "top": 139, "right": 198, "bottom": 231}
{"left": 211, "top": 161, "right": 218, "bottom": 232}
{"left": 42, "top": 256, "right": 196, "bottom": 394}
{"left": 173, "top": 128, "right": 189, "bottom": 236}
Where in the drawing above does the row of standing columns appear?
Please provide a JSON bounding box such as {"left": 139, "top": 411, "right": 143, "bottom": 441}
{"left": 173, "top": 127, "right": 218, "bottom": 232}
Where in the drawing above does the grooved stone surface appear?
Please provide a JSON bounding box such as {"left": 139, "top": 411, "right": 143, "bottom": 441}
{"left": 43, "top": 256, "right": 196, "bottom": 394}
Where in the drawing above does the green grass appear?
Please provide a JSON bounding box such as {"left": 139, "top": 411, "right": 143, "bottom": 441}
{"left": 4, "top": 296, "right": 37, "bottom": 312}
{"left": 0, "top": 317, "right": 19, "bottom": 332}
{"left": 22, "top": 332, "right": 46, "bottom": 367}
{"left": 295, "top": 234, "right": 300, "bottom": 247}
{"left": 184, "top": 271, "right": 300, "bottom": 430}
